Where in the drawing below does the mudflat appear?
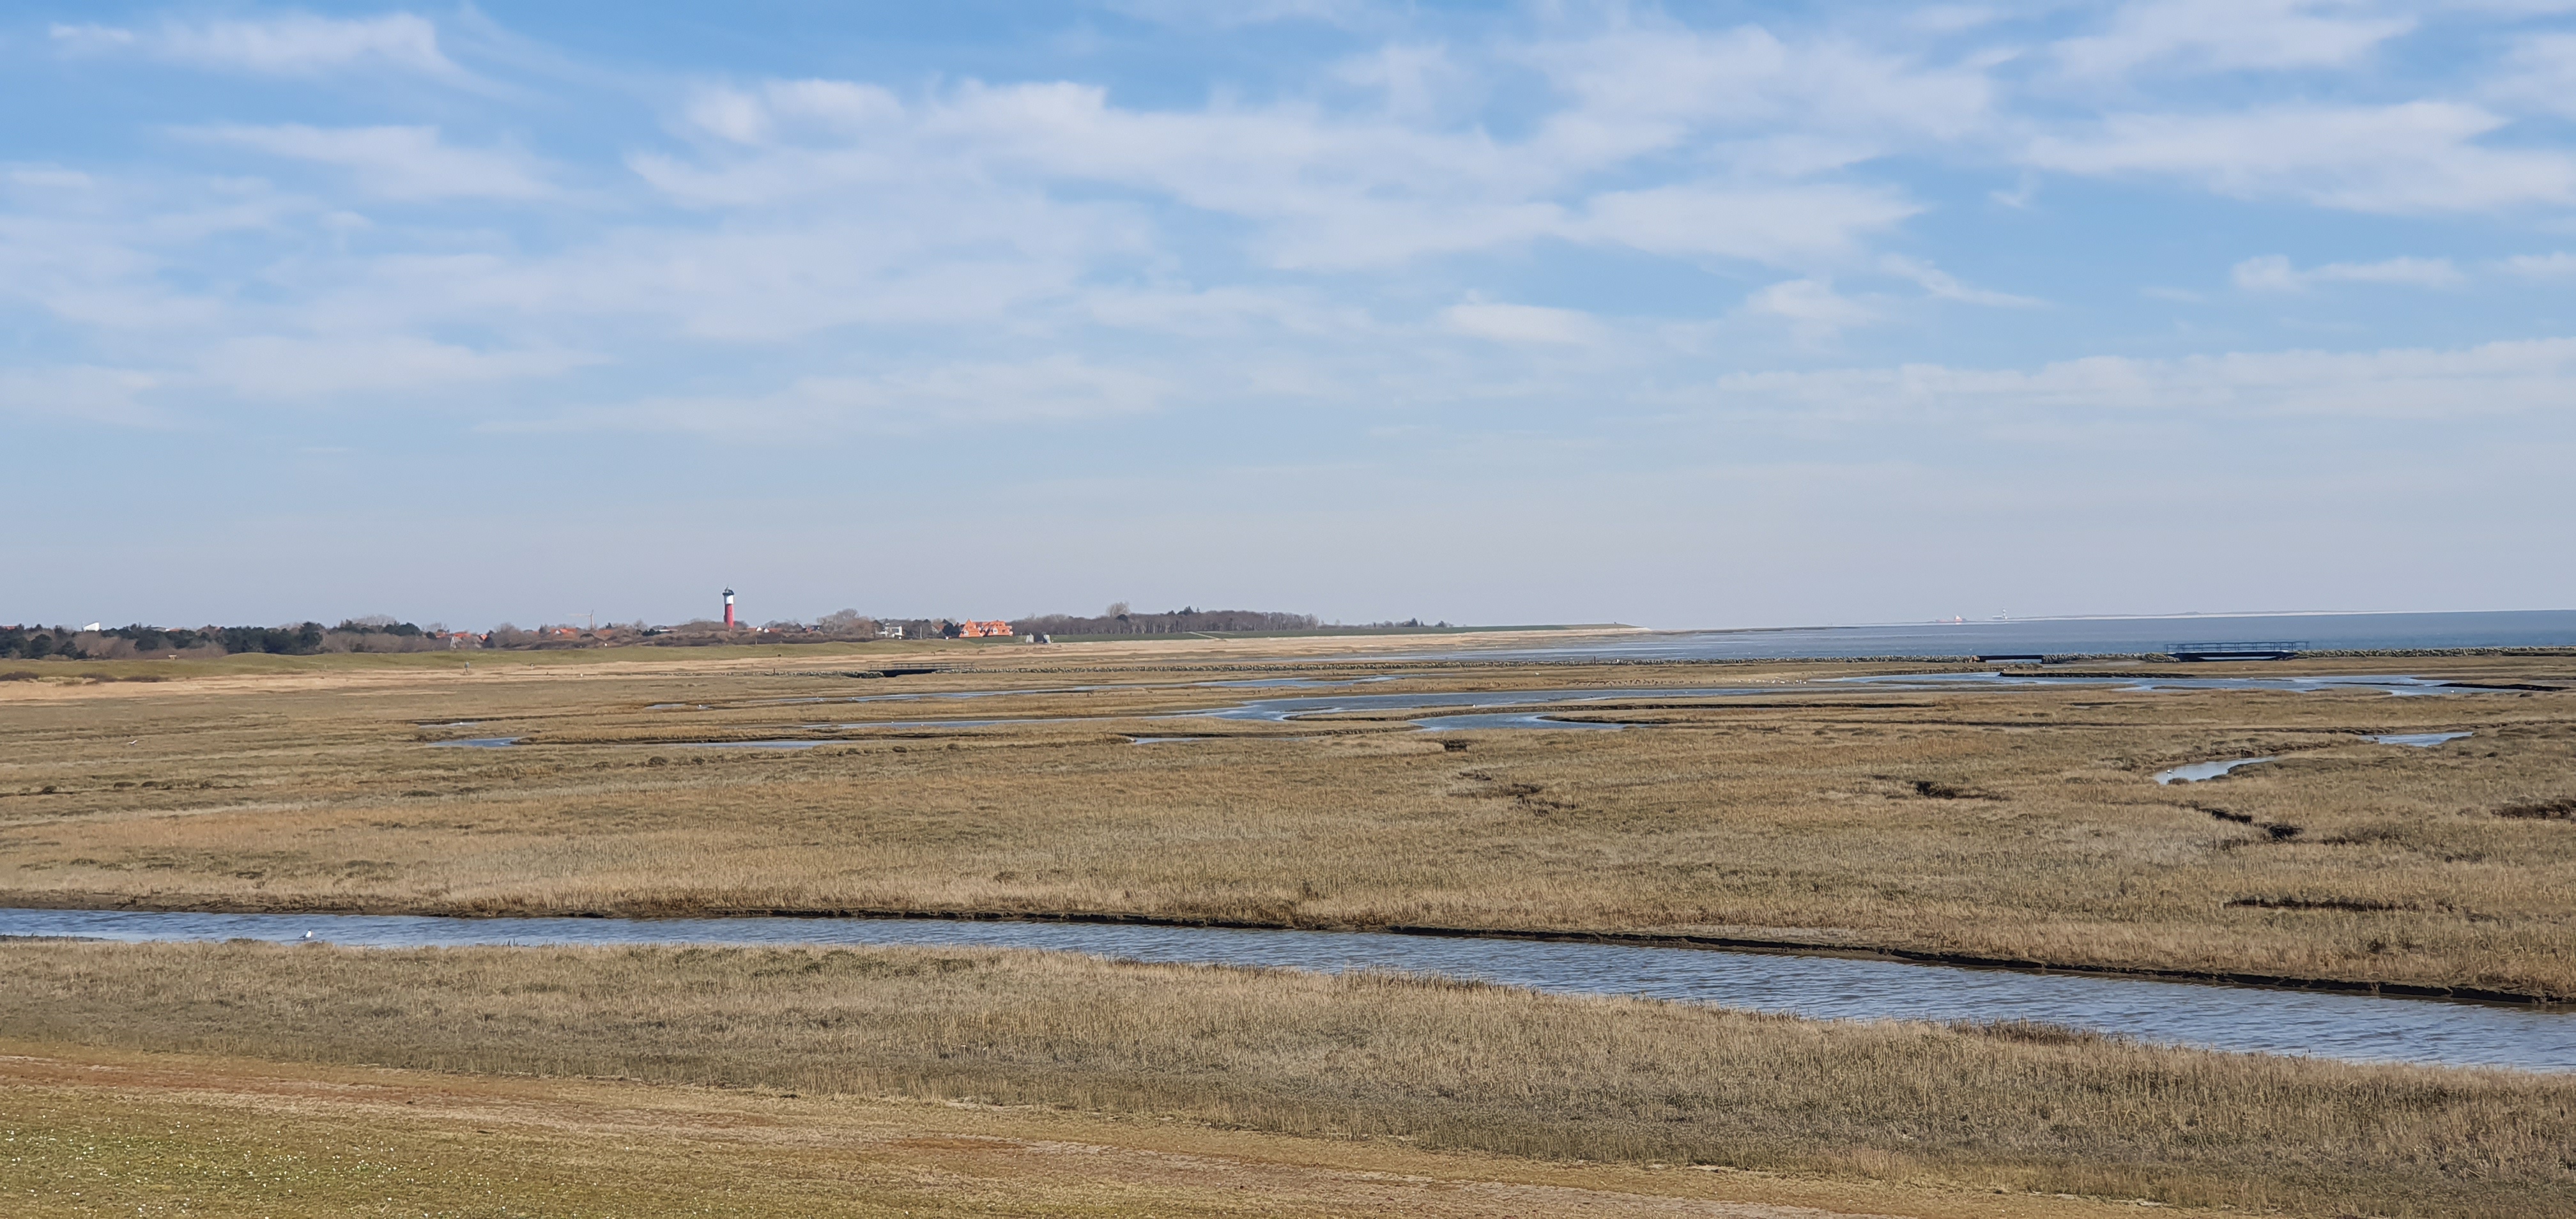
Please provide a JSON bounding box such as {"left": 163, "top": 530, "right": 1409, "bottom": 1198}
{"left": 4, "top": 642, "right": 2572, "bottom": 996}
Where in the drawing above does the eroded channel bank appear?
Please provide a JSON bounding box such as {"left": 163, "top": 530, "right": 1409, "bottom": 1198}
{"left": 7, "top": 907, "right": 2568, "bottom": 1072}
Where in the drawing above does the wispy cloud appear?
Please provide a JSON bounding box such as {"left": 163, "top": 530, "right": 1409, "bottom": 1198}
{"left": 2024, "top": 103, "right": 2576, "bottom": 213}
{"left": 1701, "top": 337, "right": 2576, "bottom": 424}
{"left": 180, "top": 125, "right": 555, "bottom": 201}
{"left": 1439, "top": 302, "right": 1605, "bottom": 346}
{"left": 1880, "top": 255, "right": 2043, "bottom": 307}
{"left": 2487, "top": 33, "right": 2576, "bottom": 118}
{"left": 2051, "top": 0, "right": 2413, "bottom": 79}
{"left": 1744, "top": 278, "right": 1876, "bottom": 342}
{"left": 195, "top": 335, "right": 600, "bottom": 400}
{"left": 50, "top": 13, "right": 459, "bottom": 78}
{"left": 645, "top": 72, "right": 1931, "bottom": 274}
{"left": 2231, "top": 254, "right": 2464, "bottom": 291}
{"left": 0, "top": 364, "right": 166, "bottom": 425}
{"left": 2497, "top": 252, "right": 2576, "bottom": 278}
{"left": 504, "top": 357, "right": 1170, "bottom": 434}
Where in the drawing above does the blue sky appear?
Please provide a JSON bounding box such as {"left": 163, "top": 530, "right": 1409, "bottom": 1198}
{"left": 5, "top": 1, "right": 2575, "bottom": 631}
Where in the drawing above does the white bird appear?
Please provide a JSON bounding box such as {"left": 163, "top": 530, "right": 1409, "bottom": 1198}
{"left": 302, "top": 931, "right": 314, "bottom": 940}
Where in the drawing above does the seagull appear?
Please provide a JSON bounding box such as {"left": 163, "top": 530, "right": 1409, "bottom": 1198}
{"left": 302, "top": 931, "right": 314, "bottom": 940}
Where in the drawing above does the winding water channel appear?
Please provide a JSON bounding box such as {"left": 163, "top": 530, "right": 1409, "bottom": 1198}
{"left": 7, "top": 908, "right": 2566, "bottom": 1073}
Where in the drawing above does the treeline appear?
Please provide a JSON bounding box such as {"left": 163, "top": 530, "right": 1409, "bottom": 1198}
{"left": 4, "top": 607, "right": 1436, "bottom": 660}
{"left": 1014, "top": 606, "right": 1323, "bottom": 636}
{"left": 640, "top": 609, "right": 897, "bottom": 646}
{"left": 634, "top": 606, "right": 1335, "bottom": 643}
{"left": 2, "top": 618, "right": 448, "bottom": 661}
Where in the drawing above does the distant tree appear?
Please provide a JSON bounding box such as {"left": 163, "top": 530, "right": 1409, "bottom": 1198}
{"left": 77, "top": 634, "right": 136, "bottom": 660}
{"left": 1010, "top": 608, "right": 1320, "bottom": 637}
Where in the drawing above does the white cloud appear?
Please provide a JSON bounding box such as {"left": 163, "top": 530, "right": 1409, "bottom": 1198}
{"left": 1570, "top": 184, "right": 1918, "bottom": 265}
{"left": 1439, "top": 302, "right": 1604, "bottom": 346}
{"left": 1335, "top": 42, "right": 1475, "bottom": 123}
{"left": 50, "top": 14, "right": 456, "bottom": 78}
{"left": 195, "top": 336, "right": 599, "bottom": 400}
{"left": 638, "top": 35, "right": 1964, "bottom": 273}
{"left": 511, "top": 358, "right": 1170, "bottom": 433}
{"left": 1106, "top": 0, "right": 1380, "bottom": 29}
{"left": 2231, "top": 254, "right": 2464, "bottom": 291}
{"left": 1705, "top": 337, "right": 2576, "bottom": 423}
{"left": 2498, "top": 252, "right": 2576, "bottom": 277}
{"left": 1905, "top": 6, "right": 2010, "bottom": 34}
{"left": 2053, "top": 0, "right": 2414, "bottom": 78}
{"left": 0, "top": 365, "right": 164, "bottom": 425}
{"left": 1744, "top": 278, "right": 1875, "bottom": 341}
{"left": 1880, "top": 254, "right": 2043, "bottom": 306}
{"left": 2488, "top": 33, "right": 2576, "bottom": 119}
{"left": 7, "top": 167, "right": 97, "bottom": 190}
{"left": 679, "top": 80, "right": 906, "bottom": 147}
{"left": 183, "top": 125, "right": 554, "bottom": 201}
{"left": 1079, "top": 285, "right": 1371, "bottom": 338}
{"left": 2025, "top": 103, "right": 2576, "bottom": 213}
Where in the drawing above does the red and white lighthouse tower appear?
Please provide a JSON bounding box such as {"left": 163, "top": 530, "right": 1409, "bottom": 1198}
{"left": 723, "top": 588, "right": 736, "bottom": 631}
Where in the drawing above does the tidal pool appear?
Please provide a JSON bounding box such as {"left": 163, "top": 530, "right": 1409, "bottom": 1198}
{"left": 2375, "top": 732, "right": 2474, "bottom": 747}
{"left": 2155, "top": 757, "right": 2277, "bottom": 785}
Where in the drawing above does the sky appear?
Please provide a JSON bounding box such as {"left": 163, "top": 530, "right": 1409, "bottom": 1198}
{"left": 4, "top": 1, "right": 2575, "bottom": 631}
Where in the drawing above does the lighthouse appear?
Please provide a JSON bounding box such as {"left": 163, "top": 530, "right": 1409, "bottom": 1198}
{"left": 723, "top": 588, "right": 736, "bottom": 631}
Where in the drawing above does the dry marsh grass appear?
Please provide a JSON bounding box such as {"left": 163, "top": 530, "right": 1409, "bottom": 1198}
{"left": 4, "top": 939, "right": 2571, "bottom": 1217}
{"left": 0, "top": 1048, "right": 2239, "bottom": 1219}
{"left": 4, "top": 650, "right": 2576, "bottom": 995}
{"left": 4, "top": 1043, "right": 1997, "bottom": 1218}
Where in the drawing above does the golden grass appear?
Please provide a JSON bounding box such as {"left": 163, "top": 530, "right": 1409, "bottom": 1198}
{"left": 4, "top": 650, "right": 2576, "bottom": 994}
{"left": 1, "top": 1044, "right": 2031, "bottom": 1219}
{"left": 6, "top": 939, "right": 2572, "bottom": 1217}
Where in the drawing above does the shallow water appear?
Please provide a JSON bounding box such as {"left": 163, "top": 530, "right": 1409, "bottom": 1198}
{"left": 5, "top": 908, "right": 2565, "bottom": 1071}
{"left": 2376, "top": 732, "right": 2474, "bottom": 747}
{"left": 1413, "top": 712, "right": 1628, "bottom": 732}
{"left": 1375, "top": 610, "right": 2576, "bottom": 663}
{"left": 1837, "top": 672, "right": 2473, "bottom": 696}
{"left": 1193, "top": 676, "right": 1400, "bottom": 689}
{"left": 2155, "top": 758, "right": 2276, "bottom": 785}
{"left": 434, "top": 673, "right": 2514, "bottom": 749}
{"left": 1174, "top": 687, "right": 1768, "bottom": 723}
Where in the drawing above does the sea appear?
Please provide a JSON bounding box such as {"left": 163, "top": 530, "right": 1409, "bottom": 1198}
{"left": 1424, "top": 610, "right": 2576, "bottom": 663}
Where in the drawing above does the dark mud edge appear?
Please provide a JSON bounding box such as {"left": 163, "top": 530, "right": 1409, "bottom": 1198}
{"left": 10, "top": 893, "right": 2568, "bottom": 1008}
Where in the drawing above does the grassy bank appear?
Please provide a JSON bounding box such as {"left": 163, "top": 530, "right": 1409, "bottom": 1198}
{"left": 4, "top": 939, "right": 2570, "bottom": 1216}
{"left": 3, "top": 652, "right": 2575, "bottom": 995}
{"left": 0, "top": 1045, "right": 2212, "bottom": 1219}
